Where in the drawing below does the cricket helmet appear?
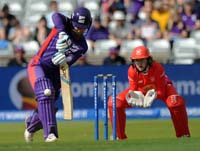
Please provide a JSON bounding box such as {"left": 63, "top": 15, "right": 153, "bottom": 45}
{"left": 71, "top": 7, "right": 92, "bottom": 29}
{"left": 131, "top": 46, "right": 150, "bottom": 60}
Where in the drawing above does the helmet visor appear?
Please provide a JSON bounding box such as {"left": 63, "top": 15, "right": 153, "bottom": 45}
{"left": 72, "top": 21, "right": 89, "bottom": 29}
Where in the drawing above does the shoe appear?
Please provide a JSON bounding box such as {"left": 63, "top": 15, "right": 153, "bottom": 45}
{"left": 45, "top": 133, "right": 58, "bottom": 142}
{"left": 24, "top": 129, "right": 34, "bottom": 143}
{"left": 110, "top": 135, "right": 119, "bottom": 140}
{"left": 179, "top": 134, "right": 190, "bottom": 138}
{"left": 24, "top": 115, "right": 34, "bottom": 143}
{"left": 25, "top": 115, "right": 30, "bottom": 128}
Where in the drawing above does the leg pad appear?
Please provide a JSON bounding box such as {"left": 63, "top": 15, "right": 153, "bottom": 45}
{"left": 166, "top": 95, "right": 190, "bottom": 137}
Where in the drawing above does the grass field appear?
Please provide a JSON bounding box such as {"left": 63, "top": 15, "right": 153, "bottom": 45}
{"left": 0, "top": 119, "right": 199, "bottom": 151}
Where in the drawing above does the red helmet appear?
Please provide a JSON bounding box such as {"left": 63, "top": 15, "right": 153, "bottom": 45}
{"left": 131, "top": 46, "right": 150, "bottom": 60}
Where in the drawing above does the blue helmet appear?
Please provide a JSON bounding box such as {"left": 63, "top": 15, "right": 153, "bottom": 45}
{"left": 71, "top": 7, "right": 92, "bottom": 30}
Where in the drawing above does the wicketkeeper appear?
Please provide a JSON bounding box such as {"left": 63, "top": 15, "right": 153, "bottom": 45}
{"left": 24, "top": 7, "right": 92, "bottom": 142}
{"left": 108, "top": 45, "right": 190, "bottom": 139}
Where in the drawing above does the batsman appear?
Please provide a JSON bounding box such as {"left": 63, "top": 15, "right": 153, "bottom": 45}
{"left": 108, "top": 46, "right": 190, "bottom": 139}
{"left": 24, "top": 7, "right": 92, "bottom": 142}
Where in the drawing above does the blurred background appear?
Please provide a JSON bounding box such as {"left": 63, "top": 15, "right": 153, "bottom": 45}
{"left": 0, "top": 0, "right": 200, "bottom": 66}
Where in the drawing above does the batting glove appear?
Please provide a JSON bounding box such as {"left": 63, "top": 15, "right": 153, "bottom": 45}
{"left": 56, "top": 32, "right": 72, "bottom": 53}
{"left": 143, "top": 89, "right": 157, "bottom": 108}
{"left": 126, "top": 90, "right": 144, "bottom": 107}
{"left": 51, "top": 51, "right": 67, "bottom": 65}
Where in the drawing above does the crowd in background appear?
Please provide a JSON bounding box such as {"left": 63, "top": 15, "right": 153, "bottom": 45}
{"left": 0, "top": 0, "right": 200, "bottom": 66}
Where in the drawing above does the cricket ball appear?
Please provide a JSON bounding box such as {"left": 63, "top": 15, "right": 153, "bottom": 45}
{"left": 44, "top": 89, "right": 51, "bottom": 96}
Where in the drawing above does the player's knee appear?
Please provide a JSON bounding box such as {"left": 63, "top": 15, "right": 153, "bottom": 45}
{"left": 166, "top": 95, "right": 185, "bottom": 108}
{"left": 34, "top": 78, "right": 55, "bottom": 101}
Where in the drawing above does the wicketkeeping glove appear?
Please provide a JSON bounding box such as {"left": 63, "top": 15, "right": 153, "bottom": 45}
{"left": 126, "top": 90, "right": 144, "bottom": 107}
{"left": 51, "top": 51, "right": 67, "bottom": 65}
{"left": 143, "top": 89, "right": 157, "bottom": 108}
{"left": 56, "top": 32, "right": 72, "bottom": 53}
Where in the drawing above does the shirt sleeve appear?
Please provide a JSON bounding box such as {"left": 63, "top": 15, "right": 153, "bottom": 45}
{"left": 154, "top": 63, "right": 166, "bottom": 100}
{"left": 52, "top": 12, "right": 68, "bottom": 32}
{"left": 128, "top": 66, "right": 138, "bottom": 90}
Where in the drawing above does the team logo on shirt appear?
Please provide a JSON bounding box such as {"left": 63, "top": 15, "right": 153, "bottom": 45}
{"left": 70, "top": 45, "right": 79, "bottom": 53}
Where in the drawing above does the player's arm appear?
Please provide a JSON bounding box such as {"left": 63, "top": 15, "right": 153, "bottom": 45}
{"left": 154, "top": 63, "right": 166, "bottom": 100}
{"left": 127, "top": 66, "right": 138, "bottom": 90}
{"left": 51, "top": 14, "right": 73, "bottom": 65}
{"left": 52, "top": 12, "right": 68, "bottom": 32}
{"left": 52, "top": 40, "right": 88, "bottom": 66}
{"left": 52, "top": 13, "right": 72, "bottom": 52}
{"left": 51, "top": 32, "right": 72, "bottom": 66}
{"left": 125, "top": 66, "right": 145, "bottom": 107}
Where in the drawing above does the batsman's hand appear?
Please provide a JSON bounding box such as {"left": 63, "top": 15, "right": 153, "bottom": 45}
{"left": 52, "top": 51, "right": 67, "bottom": 65}
{"left": 56, "top": 32, "right": 72, "bottom": 53}
{"left": 143, "top": 89, "right": 157, "bottom": 108}
{"left": 126, "top": 90, "right": 144, "bottom": 107}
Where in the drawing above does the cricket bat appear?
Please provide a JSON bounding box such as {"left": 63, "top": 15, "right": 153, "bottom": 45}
{"left": 60, "top": 63, "right": 73, "bottom": 120}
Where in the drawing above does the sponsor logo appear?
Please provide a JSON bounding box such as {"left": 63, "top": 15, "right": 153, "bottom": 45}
{"left": 78, "top": 16, "right": 86, "bottom": 24}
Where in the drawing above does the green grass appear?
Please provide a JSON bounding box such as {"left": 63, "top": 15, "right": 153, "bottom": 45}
{"left": 0, "top": 119, "right": 199, "bottom": 151}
